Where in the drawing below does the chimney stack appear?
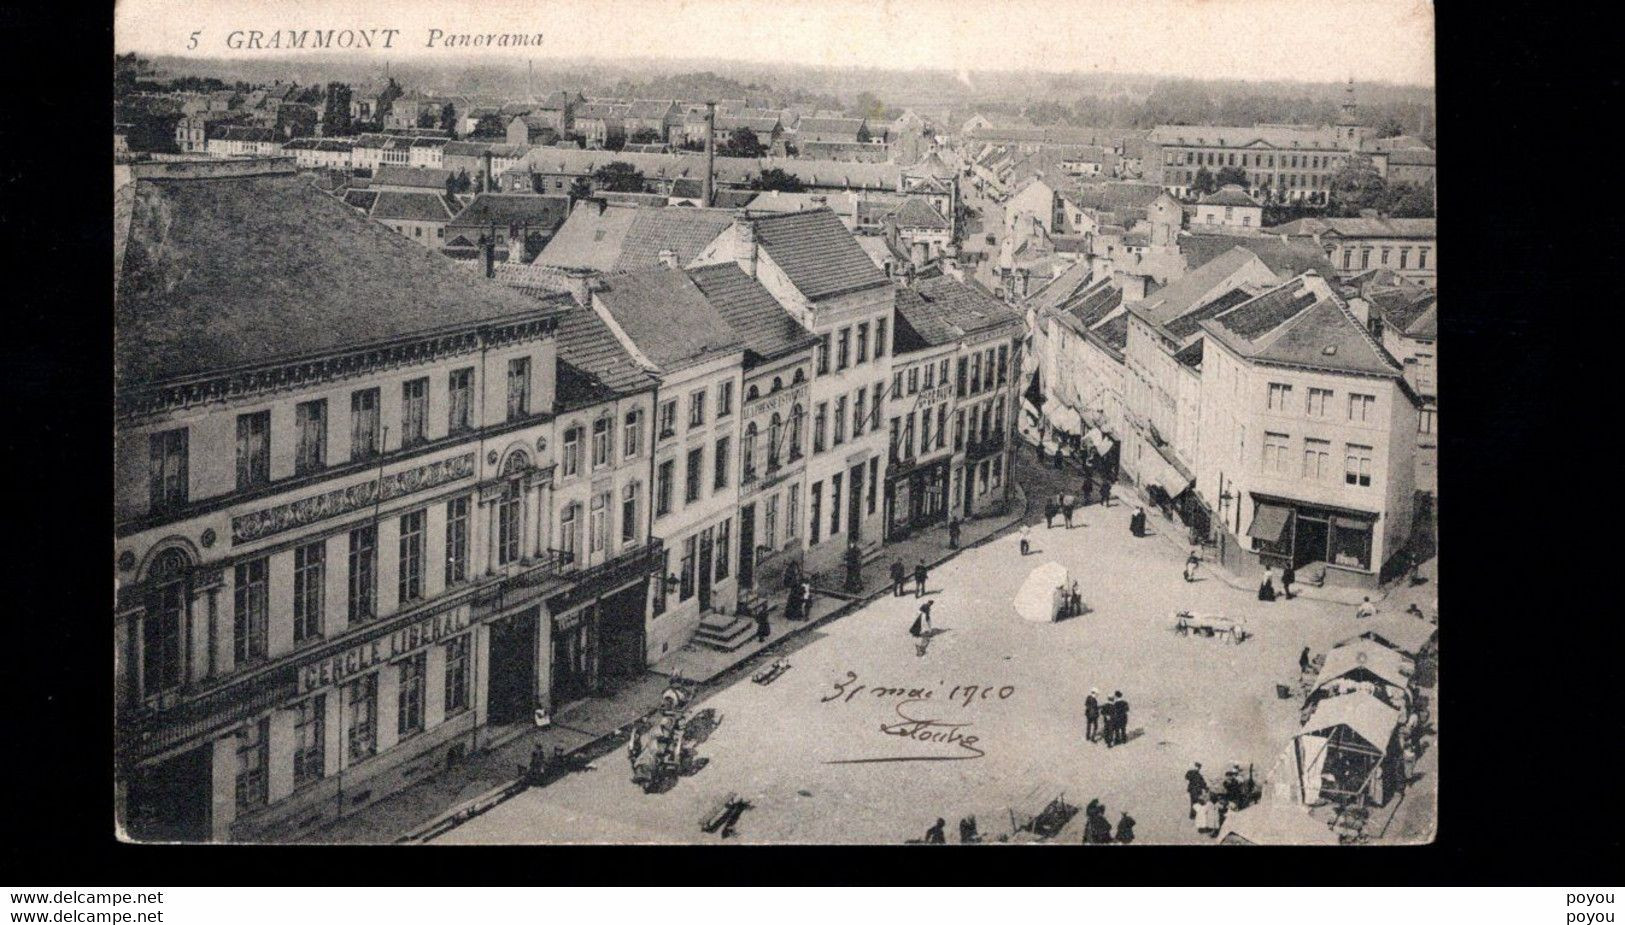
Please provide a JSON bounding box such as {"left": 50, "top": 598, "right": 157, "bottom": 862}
{"left": 735, "top": 214, "right": 758, "bottom": 279}
{"left": 704, "top": 100, "right": 717, "bottom": 208}
{"left": 482, "top": 151, "right": 493, "bottom": 193}
{"left": 658, "top": 249, "right": 678, "bottom": 270}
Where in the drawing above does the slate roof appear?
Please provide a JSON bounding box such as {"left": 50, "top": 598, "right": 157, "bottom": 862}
{"left": 1211, "top": 276, "right": 1325, "bottom": 340}
{"left": 797, "top": 117, "right": 866, "bottom": 136}
{"left": 342, "top": 189, "right": 378, "bottom": 211}
{"left": 1133, "top": 246, "right": 1270, "bottom": 328}
{"left": 447, "top": 193, "right": 570, "bottom": 232}
{"left": 626, "top": 99, "right": 677, "bottom": 120}
{"left": 1369, "top": 289, "right": 1438, "bottom": 339}
{"left": 889, "top": 197, "right": 950, "bottom": 230}
{"left": 552, "top": 303, "right": 659, "bottom": 403}
{"left": 750, "top": 208, "right": 892, "bottom": 301}
{"left": 116, "top": 173, "right": 562, "bottom": 389}
{"left": 1204, "top": 277, "right": 1402, "bottom": 377}
{"left": 372, "top": 165, "right": 452, "bottom": 190}
{"left": 1059, "top": 181, "right": 1165, "bottom": 214}
{"left": 1147, "top": 123, "right": 1343, "bottom": 151}
{"left": 1199, "top": 185, "right": 1260, "bottom": 207}
{"left": 687, "top": 262, "right": 818, "bottom": 365}
{"left": 1269, "top": 217, "right": 1436, "bottom": 239}
{"left": 1025, "top": 259, "right": 1096, "bottom": 314}
{"left": 537, "top": 204, "right": 733, "bottom": 273}
{"left": 1064, "top": 281, "right": 1124, "bottom": 329}
{"left": 1162, "top": 286, "right": 1256, "bottom": 339}
{"left": 1179, "top": 233, "right": 1338, "bottom": 279}
{"left": 593, "top": 269, "right": 745, "bottom": 372}
{"left": 893, "top": 276, "right": 1024, "bottom": 347}
{"left": 1092, "top": 312, "right": 1129, "bottom": 351}
{"left": 369, "top": 191, "right": 456, "bottom": 223}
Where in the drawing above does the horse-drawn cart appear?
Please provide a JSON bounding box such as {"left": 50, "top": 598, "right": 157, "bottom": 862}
{"left": 1175, "top": 610, "right": 1251, "bottom": 644}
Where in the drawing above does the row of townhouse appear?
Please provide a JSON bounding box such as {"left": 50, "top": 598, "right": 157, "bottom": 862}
{"left": 114, "top": 159, "right": 1018, "bottom": 842}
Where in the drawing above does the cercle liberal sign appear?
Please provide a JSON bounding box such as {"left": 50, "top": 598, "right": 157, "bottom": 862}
{"left": 299, "top": 605, "right": 471, "bottom": 693}
{"left": 232, "top": 452, "right": 477, "bottom": 545}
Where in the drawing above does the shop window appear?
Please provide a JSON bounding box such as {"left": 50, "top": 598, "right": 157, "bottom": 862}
{"left": 1331, "top": 518, "right": 1373, "bottom": 570}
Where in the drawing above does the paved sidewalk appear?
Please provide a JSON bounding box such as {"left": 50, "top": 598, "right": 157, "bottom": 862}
{"left": 302, "top": 482, "right": 1030, "bottom": 843}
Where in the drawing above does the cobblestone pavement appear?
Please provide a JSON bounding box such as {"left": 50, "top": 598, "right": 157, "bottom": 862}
{"left": 436, "top": 448, "right": 1427, "bottom": 845}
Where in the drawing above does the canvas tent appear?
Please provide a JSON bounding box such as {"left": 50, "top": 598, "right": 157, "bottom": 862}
{"left": 1308, "top": 641, "right": 1414, "bottom": 714}
{"left": 1218, "top": 800, "right": 1340, "bottom": 845}
{"left": 1341, "top": 612, "right": 1437, "bottom": 658}
{"left": 1044, "top": 402, "right": 1083, "bottom": 436}
{"left": 1294, "top": 691, "right": 1404, "bottom": 806}
{"left": 1013, "top": 562, "right": 1069, "bottom": 623}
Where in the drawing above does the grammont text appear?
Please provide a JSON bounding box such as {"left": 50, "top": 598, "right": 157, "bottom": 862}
{"left": 225, "top": 30, "right": 402, "bottom": 49}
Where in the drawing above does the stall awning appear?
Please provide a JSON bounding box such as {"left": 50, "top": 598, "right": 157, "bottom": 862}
{"left": 1246, "top": 503, "right": 1293, "bottom": 543}
{"left": 1044, "top": 403, "right": 1083, "bottom": 436}
{"left": 1085, "top": 427, "right": 1115, "bottom": 455}
{"left": 1143, "top": 450, "right": 1191, "bottom": 499}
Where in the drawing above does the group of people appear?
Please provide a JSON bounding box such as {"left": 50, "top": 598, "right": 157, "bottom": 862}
{"left": 1084, "top": 688, "right": 1132, "bottom": 747}
{"left": 1128, "top": 506, "right": 1149, "bottom": 538}
{"left": 1081, "top": 798, "right": 1136, "bottom": 844}
{"left": 889, "top": 558, "right": 930, "bottom": 598}
{"left": 1184, "top": 761, "right": 1253, "bottom": 837}
{"left": 782, "top": 576, "right": 815, "bottom": 624}
{"left": 1043, "top": 492, "right": 1081, "bottom": 530}
{"left": 1257, "top": 565, "right": 1297, "bottom": 601}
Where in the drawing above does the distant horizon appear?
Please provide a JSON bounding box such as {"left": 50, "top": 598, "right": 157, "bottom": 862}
{"left": 115, "top": 0, "right": 1435, "bottom": 87}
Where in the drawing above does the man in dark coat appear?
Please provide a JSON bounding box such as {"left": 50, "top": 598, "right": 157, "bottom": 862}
{"left": 1281, "top": 564, "right": 1296, "bottom": 600}
{"left": 1114, "top": 693, "right": 1130, "bottom": 745}
{"left": 914, "top": 560, "right": 929, "bottom": 597}
{"left": 1102, "top": 694, "right": 1118, "bottom": 748}
{"left": 1185, "top": 762, "right": 1207, "bottom": 818}
{"left": 1044, "top": 496, "right": 1058, "bottom": 529}
{"left": 948, "top": 518, "right": 961, "bottom": 549}
{"left": 924, "top": 818, "right": 946, "bottom": 844}
{"left": 890, "top": 559, "right": 906, "bottom": 597}
{"left": 1299, "top": 646, "right": 1313, "bottom": 673}
{"left": 1084, "top": 688, "right": 1101, "bottom": 742}
{"left": 754, "top": 603, "right": 771, "bottom": 642}
{"left": 1115, "top": 812, "right": 1137, "bottom": 844}
{"left": 1082, "top": 801, "right": 1112, "bottom": 844}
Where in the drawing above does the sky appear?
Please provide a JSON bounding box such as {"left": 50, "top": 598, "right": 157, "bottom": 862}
{"left": 114, "top": 0, "right": 1434, "bottom": 86}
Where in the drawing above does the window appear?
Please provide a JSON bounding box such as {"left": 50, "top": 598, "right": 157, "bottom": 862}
{"left": 809, "top": 481, "right": 823, "bottom": 545}
{"left": 1302, "top": 438, "right": 1331, "bottom": 479}
{"left": 923, "top": 363, "right": 935, "bottom": 390}
{"left": 446, "top": 367, "right": 473, "bottom": 433}
{"left": 1266, "top": 382, "right": 1293, "bottom": 411}
{"left": 621, "top": 483, "right": 640, "bottom": 542}
{"left": 833, "top": 396, "right": 848, "bottom": 446}
{"left": 235, "top": 410, "right": 271, "bottom": 490}
{"left": 679, "top": 535, "right": 696, "bottom": 602}
{"left": 148, "top": 428, "right": 189, "bottom": 512}
{"left": 445, "top": 496, "right": 469, "bottom": 586}
{"left": 1306, "top": 387, "right": 1332, "bottom": 417}
{"left": 295, "top": 400, "right": 327, "bottom": 475}
{"left": 816, "top": 333, "right": 831, "bottom": 375}
{"left": 1331, "top": 516, "right": 1373, "bottom": 570}
{"left": 398, "top": 509, "right": 425, "bottom": 604}
{"left": 715, "top": 436, "right": 731, "bottom": 489}
{"left": 561, "top": 425, "right": 582, "bottom": 477}
{"left": 689, "top": 390, "right": 706, "bottom": 428}
{"left": 498, "top": 471, "right": 524, "bottom": 566}
{"left": 853, "top": 389, "right": 866, "bottom": 437}
{"left": 971, "top": 354, "right": 982, "bottom": 394}
{"left": 717, "top": 381, "right": 733, "bottom": 418}
{"left": 506, "top": 357, "right": 531, "bottom": 420}
{"left": 1380, "top": 247, "right": 1391, "bottom": 266}
{"left": 872, "top": 380, "right": 885, "bottom": 430}
{"left": 992, "top": 455, "right": 1004, "bottom": 489}
{"left": 345, "top": 674, "right": 377, "bottom": 763}
{"left": 1262, "top": 432, "right": 1291, "bottom": 474}
{"left": 874, "top": 318, "right": 887, "bottom": 358}
{"left": 234, "top": 718, "right": 269, "bottom": 812}
{"left": 892, "top": 371, "right": 904, "bottom": 400}
{"left": 1415, "top": 353, "right": 1435, "bottom": 392}
{"left": 397, "top": 652, "right": 426, "bottom": 738}
{"left": 1398, "top": 248, "right": 1410, "bottom": 270}
{"left": 829, "top": 473, "right": 843, "bottom": 536}
{"left": 786, "top": 483, "right": 801, "bottom": 542}
{"left": 954, "top": 409, "right": 965, "bottom": 450}
{"left": 401, "top": 377, "right": 429, "bottom": 446}
{"left": 652, "top": 549, "right": 669, "bottom": 616}
{"left": 685, "top": 447, "right": 704, "bottom": 504}
{"left": 233, "top": 557, "right": 268, "bottom": 666}
{"left": 789, "top": 404, "right": 805, "bottom": 460}
{"left": 559, "top": 503, "right": 579, "bottom": 563}
{"left": 623, "top": 409, "right": 643, "bottom": 459}
{"left": 348, "top": 525, "right": 377, "bottom": 623}
{"left": 1417, "top": 247, "right": 1429, "bottom": 270}
{"left": 907, "top": 367, "right": 919, "bottom": 395}
{"left": 444, "top": 635, "right": 470, "bottom": 716}
{"left": 293, "top": 696, "right": 325, "bottom": 788}
{"left": 142, "top": 550, "right": 187, "bottom": 698}
{"left": 656, "top": 460, "right": 674, "bottom": 517}
{"left": 350, "top": 389, "right": 380, "bottom": 461}
{"left": 810, "top": 402, "right": 828, "bottom": 454}
{"left": 658, "top": 400, "right": 678, "bottom": 439}
{"left": 743, "top": 423, "right": 759, "bottom": 483}
{"left": 1344, "top": 444, "right": 1374, "bottom": 487}
{"left": 919, "top": 408, "right": 933, "bottom": 451}
{"left": 856, "top": 322, "right": 869, "bottom": 364}
{"left": 1342, "top": 249, "right": 1353, "bottom": 270}
{"left": 293, "top": 542, "right": 325, "bottom": 644}
{"left": 1360, "top": 249, "right": 1371, "bottom": 270}
{"left": 715, "top": 517, "right": 730, "bottom": 581}
{"left": 592, "top": 417, "right": 612, "bottom": 468}
{"left": 1348, "top": 393, "right": 1375, "bottom": 423}
{"left": 935, "top": 405, "right": 947, "bottom": 450}
{"left": 997, "top": 345, "right": 1009, "bottom": 385}
{"left": 836, "top": 327, "right": 851, "bottom": 370}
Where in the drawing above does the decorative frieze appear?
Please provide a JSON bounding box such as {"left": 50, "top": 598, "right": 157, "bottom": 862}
{"left": 231, "top": 452, "right": 477, "bottom": 545}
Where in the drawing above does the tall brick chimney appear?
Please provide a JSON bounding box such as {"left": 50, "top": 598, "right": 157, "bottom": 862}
{"left": 704, "top": 100, "right": 717, "bottom": 208}
{"left": 482, "top": 151, "right": 493, "bottom": 193}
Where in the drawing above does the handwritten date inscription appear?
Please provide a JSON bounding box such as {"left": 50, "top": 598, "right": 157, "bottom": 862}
{"left": 821, "top": 671, "right": 1014, "bottom": 764}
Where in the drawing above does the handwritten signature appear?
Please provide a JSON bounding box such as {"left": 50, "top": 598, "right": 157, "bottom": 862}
{"left": 828, "top": 699, "right": 986, "bottom": 764}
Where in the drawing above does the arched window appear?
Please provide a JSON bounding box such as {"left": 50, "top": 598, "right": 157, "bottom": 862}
{"left": 768, "top": 413, "right": 783, "bottom": 468}
{"left": 792, "top": 369, "right": 806, "bottom": 385}
{"left": 746, "top": 385, "right": 760, "bottom": 401}
{"left": 498, "top": 453, "right": 528, "bottom": 566}
{"left": 743, "top": 423, "right": 758, "bottom": 481}
{"left": 772, "top": 376, "right": 783, "bottom": 393}
{"left": 789, "top": 404, "right": 804, "bottom": 460}
{"left": 143, "top": 548, "right": 189, "bottom": 698}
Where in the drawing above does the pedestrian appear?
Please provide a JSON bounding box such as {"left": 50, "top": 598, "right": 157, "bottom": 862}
{"left": 1258, "top": 568, "right": 1277, "bottom": 602}
{"left": 1194, "top": 793, "right": 1220, "bottom": 836}
{"left": 959, "top": 816, "right": 980, "bottom": 844}
{"left": 914, "top": 559, "right": 928, "bottom": 597}
{"left": 1299, "top": 646, "right": 1312, "bottom": 673}
{"left": 1184, "top": 549, "right": 1200, "bottom": 582}
{"left": 910, "top": 600, "right": 933, "bottom": 637}
{"left": 1062, "top": 494, "right": 1075, "bottom": 528}
{"left": 1115, "top": 811, "right": 1137, "bottom": 844}
{"left": 1084, "top": 688, "right": 1100, "bottom": 742}
{"left": 1099, "top": 476, "right": 1114, "bottom": 507}
{"left": 924, "top": 818, "right": 947, "bottom": 844}
{"left": 1129, "top": 507, "right": 1145, "bottom": 538}
{"left": 1356, "top": 596, "right": 1378, "bottom": 619}
{"left": 1053, "top": 446, "right": 1064, "bottom": 470}
{"left": 1101, "top": 693, "right": 1118, "bottom": 748}
{"left": 1114, "top": 691, "right": 1130, "bottom": 746}
{"left": 1185, "top": 762, "right": 1207, "bottom": 818}
{"left": 890, "top": 559, "right": 906, "bottom": 597}
{"left": 948, "top": 518, "right": 961, "bottom": 549}
{"left": 1044, "top": 497, "right": 1058, "bottom": 529}
{"left": 785, "top": 581, "right": 802, "bottom": 622}
{"left": 754, "top": 604, "right": 771, "bottom": 642}
{"left": 1083, "top": 802, "right": 1113, "bottom": 844}
{"left": 1281, "top": 564, "right": 1296, "bottom": 600}
{"left": 799, "top": 580, "right": 814, "bottom": 621}
{"left": 1082, "top": 472, "right": 1095, "bottom": 505}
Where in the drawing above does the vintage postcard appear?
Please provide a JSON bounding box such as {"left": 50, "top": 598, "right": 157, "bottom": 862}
{"left": 112, "top": 0, "right": 1437, "bottom": 845}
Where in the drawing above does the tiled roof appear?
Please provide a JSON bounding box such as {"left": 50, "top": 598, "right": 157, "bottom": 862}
{"left": 447, "top": 193, "right": 570, "bottom": 231}
{"left": 1212, "top": 277, "right": 1324, "bottom": 340}
{"left": 1093, "top": 312, "right": 1129, "bottom": 351}
{"left": 1147, "top": 123, "right": 1342, "bottom": 151}
{"left": 342, "top": 189, "right": 378, "bottom": 211}
{"left": 372, "top": 165, "right": 452, "bottom": 190}
{"left": 687, "top": 262, "right": 818, "bottom": 364}
{"left": 369, "top": 191, "right": 456, "bottom": 223}
{"left": 1269, "top": 217, "right": 1436, "bottom": 239}
{"left": 797, "top": 117, "right": 866, "bottom": 136}
{"left": 614, "top": 208, "right": 736, "bottom": 271}
{"left": 1249, "top": 297, "right": 1401, "bottom": 376}
{"left": 594, "top": 269, "right": 745, "bottom": 372}
{"left": 1178, "top": 233, "right": 1338, "bottom": 279}
{"left": 1369, "top": 289, "right": 1437, "bottom": 338}
{"left": 1162, "top": 286, "right": 1257, "bottom": 339}
{"left": 1198, "top": 185, "right": 1260, "bottom": 207}
{"left": 893, "top": 276, "right": 1025, "bottom": 347}
{"left": 1025, "top": 259, "right": 1095, "bottom": 314}
{"left": 1059, "top": 181, "right": 1165, "bottom": 214}
{"left": 626, "top": 99, "right": 677, "bottom": 120}
{"left": 552, "top": 304, "right": 659, "bottom": 401}
{"left": 669, "top": 177, "right": 705, "bottom": 199}
{"left": 889, "top": 197, "right": 950, "bottom": 230}
{"left": 116, "top": 173, "right": 562, "bottom": 389}
{"left": 751, "top": 208, "right": 892, "bottom": 301}
{"left": 1134, "top": 246, "right": 1270, "bottom": 327}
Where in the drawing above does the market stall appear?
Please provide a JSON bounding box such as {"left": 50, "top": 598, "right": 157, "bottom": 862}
{"left": 1294, "top": 691, "right": 1404, "bottom": 807}
{"left": 1218, "top": 800, "right": 1340, "bottom": 845}
{"left": 1340, "top": 612, "right": 1437, "bottom": 659}
{"left": 1013, "top": 562, "right": 1069, "bottom": 623}
{"left": 1307, "top": 641, "right": 1415, "bottom": 715}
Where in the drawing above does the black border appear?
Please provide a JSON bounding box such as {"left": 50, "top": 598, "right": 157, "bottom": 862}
{"left": 5, "top": 0, "right": 1620, "bottom": 887}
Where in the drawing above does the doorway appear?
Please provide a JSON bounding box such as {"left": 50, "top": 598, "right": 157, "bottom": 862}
{"left": 848, "top": 462, "right": 865, "bottom": 543}
{"left": 698, "top": 527, "right": 714, "bottom": 611}
{"left": 487, "top": 607, "right": 539, "bottom": 726}
{"left": 1294, "top": 513, "right": 1328, "bottom": 570}
{"left": 738, "top": 503, "right": 756, "bottom": 590}
{"left": 550, "top": 613, "right": 593, "bottom": 706}
{"left": 596, "top": 582, "right": 647, "bottom": 686}
{"left": 124, "top": 745, "right": 211, "bottom": 842}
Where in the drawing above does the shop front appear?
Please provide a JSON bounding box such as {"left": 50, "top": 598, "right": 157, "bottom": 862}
{"left": 1246, "top": 495, "right": 1379, "bottom": 582}
{"left": 884, "top": 457, "right": 951, "bottom": 540}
